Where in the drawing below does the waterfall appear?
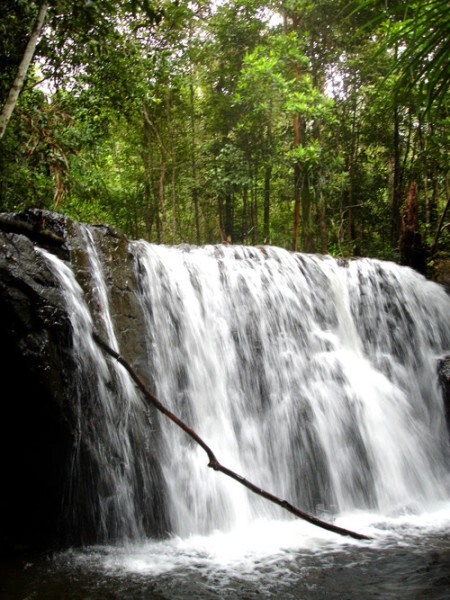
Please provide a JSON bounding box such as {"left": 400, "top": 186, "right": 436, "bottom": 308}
{"left": 40, "top": 239, "right": 450, "bottom": 542}
{"left": 38, "top": 232, "right": 166, "bottom": 543}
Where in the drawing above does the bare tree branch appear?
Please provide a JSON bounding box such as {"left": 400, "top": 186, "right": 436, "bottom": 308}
{"left": 93, "top": 332, "right": 371, "bottom": 541}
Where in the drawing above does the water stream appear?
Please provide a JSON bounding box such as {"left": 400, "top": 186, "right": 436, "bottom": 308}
{"left": 8, "top": 239, "right": 449, "bottom": 598}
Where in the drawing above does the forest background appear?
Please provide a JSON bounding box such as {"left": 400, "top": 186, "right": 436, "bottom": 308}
{"left": 0, "top": 0, "right": 448, "bottom": 272}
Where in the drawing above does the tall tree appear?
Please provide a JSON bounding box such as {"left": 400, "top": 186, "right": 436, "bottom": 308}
{"left": 0, "top": 1, "right": 48, "bottom": 139}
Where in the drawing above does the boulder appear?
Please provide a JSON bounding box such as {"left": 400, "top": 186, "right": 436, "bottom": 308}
{"left": 0, "top": 209, "right": 166, "bottom": 555}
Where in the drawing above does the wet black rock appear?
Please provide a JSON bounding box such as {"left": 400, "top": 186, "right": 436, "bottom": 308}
{"left": 0, "top": 210, "right": 163, "bottom": 556}
{"left": 0, "top": 211, "right": 74, "bottom": 555}
{"left": 438, "top": 355, "right": 450, "bottom": 433}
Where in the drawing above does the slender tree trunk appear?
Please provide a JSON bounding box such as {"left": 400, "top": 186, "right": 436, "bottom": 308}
{"left": 292, "top": 113, "right": 302, "bottom": 252}
{"left": 171, "top": 153, "right": 177, "bottom": 242}
{"left": 391, "top": 105, "right": 403, "bottom": 249}
{"left": 0, "top": 1, "right": 49, "bottom": 140}
{"left": 293, "top": 185, "right": 301, "bottom": 251}
{"left": 417, "top": 115, "right": 431, "bottom": 229}
{"left": 165, "top": 98, "right": 177, "bottom": 243}
{"left": 189, "top": 78, "right": 201, "bottom": 244}
{"left": 159, "top": 156, "right": 167, "bottom": 242}
{"left": 242, "top": 186, "right": 248, "bottom": 243}
{"left": 143, "top": 105, "right": 167, "bottom": 242}
{"left": 291, "top": 11, "right": 310, "bottom": 252}
{"left": 301, "top": 169, "right": 315, "bottom": 252}
{"left": 347, "top": 98, "right": 358, "bottom": 253}
{"left": 142, "top": 111, "right": 155, "bottom": 239}
{"left": 318, "top": 188, "right": 328, "bottom": 253}
{"left": 170, "top": 133, "right": 177, "bottom": 243}
{"left": 224, "top": 193, "right": 233, "bottom": 243}
{"left": 250, "top": 160, "right": 258, "bottom": 245}
{"left": 264, "top": 164, "right": 272, "bottom": 244}
{"left": 263, "top": 112, "right": 272, "bottom": 244}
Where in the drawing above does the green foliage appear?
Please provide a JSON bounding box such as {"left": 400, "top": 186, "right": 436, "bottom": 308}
{"left": 350, "top": 0, "right": 450, "bottom": 112}
{"left": 0, "top": 0, "right": 448, "bottom": 262}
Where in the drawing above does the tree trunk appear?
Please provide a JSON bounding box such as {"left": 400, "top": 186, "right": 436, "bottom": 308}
{"left": 142, "top": 110, "right": 155, "bottom": 239}
{"left": 347, "top": 98, "right": 359, "bottom": 253}
{"left": 170, "top": 135, "right": 177, "bottom": 243}
{"left": 400, "top": 181, "right": 426, "bottom": 274}
{"left": 251, "top": 161, "right": 258, "bottom": 245}
{"left": 143, "top": 105, "right": 167, "bottom": 242}
{"left": 291, "top": 11, "right": 308, "bottom": 253}
{"left": 391, "top": 103, "right": 403, "bottom": 248}
{"left": 301, "top": 173, "right": 314, "bottom": 252}
{"left": 0, "top": 1, "right": 49, "bottom": 140}
{"left": 293, "top": 116, "right": 302, "bottom": 252}
{"left": 224, "top": 193, "right": 233, "bottom": 243}
{"left": 318, "top": 188, "right": 328, "bottom": 253}
{"left": 264, "top": 164, "right": 272, "bottom": 243}
{"left": 165, "top": 98, "right": 177, "bottom": 243}
{"left": 189, "top": 79, "right": 201, "bottom": 244}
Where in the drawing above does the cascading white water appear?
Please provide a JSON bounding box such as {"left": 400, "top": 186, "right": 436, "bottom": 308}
{"left": 39, "top": 238, "right": 165, "bottom": 543}
{"left": 40, "top": 238, "right": 450, "bottom": 543}
{"left": 38, "top": 247, "right": 145, "bottom": 541}
{"left": 132, "top": 243, "right": 450, "bottom": 536}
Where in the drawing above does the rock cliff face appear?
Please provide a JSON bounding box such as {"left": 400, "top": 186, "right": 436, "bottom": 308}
{"left": 0, "top": 209, "right": 166, "bottom": 555}
{"left": 1, "top": 211, "right": 72, "bottom": 554}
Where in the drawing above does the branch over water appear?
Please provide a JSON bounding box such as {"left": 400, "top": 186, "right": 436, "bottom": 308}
{"left": 93, "top": 332, "right": 371, "bottom": 541}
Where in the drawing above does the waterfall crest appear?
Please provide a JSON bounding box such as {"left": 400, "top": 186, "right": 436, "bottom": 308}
{"left": 40, "top": 238, "right": 450, "bottom": 541}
